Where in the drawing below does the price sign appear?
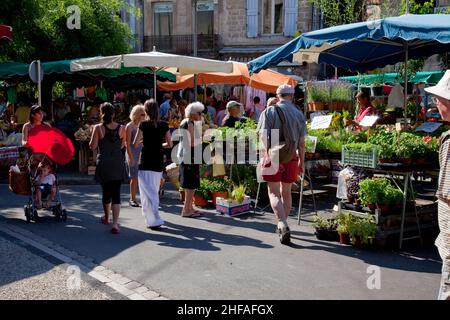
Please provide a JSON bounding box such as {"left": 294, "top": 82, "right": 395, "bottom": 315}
{"left": 415, "top": 122, "right": 443, "bottom": 133}
{"left": 359, "top": 115, "right": 378, "bottom": 127}
{"left": 310, "top": 115, "right": 333, "bottom": 130}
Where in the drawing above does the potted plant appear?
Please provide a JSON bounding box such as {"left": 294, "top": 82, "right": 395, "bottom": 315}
{"left": 336, "top": 213, "right": 353, "bottom": 245}
{"left": 194, "top": 179, "right": 210, "bottom": 207}
{"left": 209, "top": 179, "right": 230, "bottom": 206}
{"left": 358, "top": 178, "right": 391, "bottom": 211}
{"left": 370, "top": 73, "right": 385, "bottom": 97}
{"left": 313, "top": 215, "right": 338, "bottom": 241}
{"left": 307, "top": 81, "right": 330, "bottom": 111}
{"left": 330, "top": 81, "right": 352, "bottom": 111}
{"left": 349, "top": 216, "right": 378, "bottom": 248}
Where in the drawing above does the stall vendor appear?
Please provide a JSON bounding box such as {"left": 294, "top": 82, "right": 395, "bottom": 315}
{"left": 354, "top": 91, "right": 377, "bottom": 124}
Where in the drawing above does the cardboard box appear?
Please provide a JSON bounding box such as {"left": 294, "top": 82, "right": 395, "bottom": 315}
{"left": 216, "top": 196, "right": 251, "bottom": 217}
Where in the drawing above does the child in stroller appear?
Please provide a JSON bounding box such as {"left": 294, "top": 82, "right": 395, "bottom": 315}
{"left": 34, "top": 162, "right": 56, "bottom": 209}
{"left": 23, "top": 153, "right": 67, "bottom": 222}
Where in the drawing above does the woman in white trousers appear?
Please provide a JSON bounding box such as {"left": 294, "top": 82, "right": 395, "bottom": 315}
{"left": 133, "top": 99, "right": 172, "bottom": 230}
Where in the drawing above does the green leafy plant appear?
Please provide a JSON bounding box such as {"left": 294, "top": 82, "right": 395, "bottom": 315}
{"left": 336, "top": 212, "right": 353, "bottom": 235}
{"left": 348, "top": 216, "right": 378, "bottom": 245}
{"left": 307, "top": 81, "right": 330, "bottom": 103}
{"left": 313, "top": 215, "right": 336, "bottom": 230}
{"left": 384, "top": 187, "right": 404, "bottom": 206}
{"left": 195, "top": 179, "right": 212, "bottom": 200}
{"left": 358, "top": 178, "right": 392, "bottom": 206}
{"left": 231, "top": 184, "right": 246, "bottom": 204}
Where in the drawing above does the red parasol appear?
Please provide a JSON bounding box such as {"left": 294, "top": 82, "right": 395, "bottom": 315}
{"left": 0, "top": 25, "right": 13, "bottom": 41}
{"left": 27, "top": 125, "right": 75, "bottom": 165}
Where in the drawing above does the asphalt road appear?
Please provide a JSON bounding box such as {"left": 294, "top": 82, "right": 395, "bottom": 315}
{"left": 0, "top": 184, "right": 442, "bottom": 300}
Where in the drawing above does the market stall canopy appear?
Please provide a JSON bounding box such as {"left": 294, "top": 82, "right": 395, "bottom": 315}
{"left": 0, "top": 25, "right": 12, "bottom": 41}
{"left": 248, "top": 14, "right": 450, "bottom": 73}
{"left": 157, "top": 62, "right": 297, "bottom": 93}
{"left": 0, "top": 59, "right": 175, "bottom": 81}
{"left": 340, "top": 71, "right": 445, "bottom": 85}
{"left": 70, "top": 50, "right": 234, "bottom": 75}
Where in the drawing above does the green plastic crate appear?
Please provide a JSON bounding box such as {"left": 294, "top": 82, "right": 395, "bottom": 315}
{"left": 342, "top": 146, "right": 378, "bottom": 168}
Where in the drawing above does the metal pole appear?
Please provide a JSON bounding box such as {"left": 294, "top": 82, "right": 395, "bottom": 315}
{"left": 405, "top": 0, "right": 410, "bottom": 14}
{"left": 192, "top": 0, "right": 198, "bottom": 99}
{"left": 404, "top": 43, "right": 408, "bottom": 118}
{"left": 37, "top": 60, "right": 42, "bottom": 108}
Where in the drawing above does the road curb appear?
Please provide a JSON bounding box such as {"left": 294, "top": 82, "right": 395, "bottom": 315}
{"left": 0, "top": 221, "right": 167, "bottom": 300}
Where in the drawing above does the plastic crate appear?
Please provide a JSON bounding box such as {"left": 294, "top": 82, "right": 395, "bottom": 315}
{"left": 342, "top": 146, "right": 378, "bottom": 168}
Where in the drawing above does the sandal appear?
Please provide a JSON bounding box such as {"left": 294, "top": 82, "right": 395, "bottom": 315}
{"left": 129, "top": 200, "right": 140, "bottom": 207}
{"left": 147, "top": 225, "right": 164, "bottom": 231}
{"left": 111, "top": 226, "right": 120, "bottom": 234}
{"left": 101, "top": 215, "right": 110, "bottom": 225}
{"left": 182, "top": 212, "right": 203, "bottom": 218}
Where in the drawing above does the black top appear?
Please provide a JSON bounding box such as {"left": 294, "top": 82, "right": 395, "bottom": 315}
{"left": 138, "top": 120, "right": 169, "bottom": 172}
{"left": 95, "top": 124, "right": 127, "bottom": 183}
{"left": 223, "top": 116, "right": 242, "bottom": 128}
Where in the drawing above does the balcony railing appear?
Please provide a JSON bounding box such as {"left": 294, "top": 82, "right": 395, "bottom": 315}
{"left": 144, "top": 34, "right": 220, "bottom": 56}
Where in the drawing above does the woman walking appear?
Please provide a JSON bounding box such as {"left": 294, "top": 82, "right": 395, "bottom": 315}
{"left": 89, "top": 103, "right": 127, "bottom": 234}
{"left": 133, "top": 99, "right": 172, "bottom": 230}
{"left": 178, "top": 102, "right": 204, "bottom": 217}
{"left": 125, "top": 104, "right": 145, "bottom": 207}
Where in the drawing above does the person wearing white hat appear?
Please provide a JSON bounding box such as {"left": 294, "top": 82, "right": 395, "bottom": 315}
{"left": 257, "top": 84, "right": 307, "bottom": 245}
{"left": 222, "top": 100, "right": 244, "bottom": 128}
{"left": 425, "top": 70, "right": 450, "bottom": 300}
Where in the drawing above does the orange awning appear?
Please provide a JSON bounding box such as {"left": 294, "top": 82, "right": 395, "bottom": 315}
{"left": 157, "top": 62, "right": 297, "bottom": 94}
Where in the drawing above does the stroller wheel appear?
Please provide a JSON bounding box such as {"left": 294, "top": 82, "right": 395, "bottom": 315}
{"left": 24, "top": 205, "right": 31, "bottom": 223}
{"left": 32, "top": 209, "right": 39, "bottom": 222}
{"left": 53, "top": 207, "right": 61, "bottom": 221}
{"left": 61, "top": 209, "right": 67, "bottom": 222}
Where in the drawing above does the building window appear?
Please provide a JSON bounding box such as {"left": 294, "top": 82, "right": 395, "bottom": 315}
{"left": 153, "top": 2, "right": 173, "bottom": 36}
{"left": 261, "top": 0, "right": 284, "bottom": 34}
{"left": 196, "top": 0, "right": 214, "bottom": 35}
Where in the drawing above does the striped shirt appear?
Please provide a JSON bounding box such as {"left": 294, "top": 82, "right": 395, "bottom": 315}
{"left": 436, "top": 130, "right": 450, "bottom": 260}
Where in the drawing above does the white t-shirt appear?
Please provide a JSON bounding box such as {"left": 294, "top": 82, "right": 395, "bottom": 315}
{"left": 40, "top": 173, "right": 56, "bottom": 186}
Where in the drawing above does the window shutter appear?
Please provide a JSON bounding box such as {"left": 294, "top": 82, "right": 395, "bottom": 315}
{"left": 283, "top": 0, "right": 298, "bottom": 36}
{"left": 247, "top": 0, "right": 258, "bottom": 38}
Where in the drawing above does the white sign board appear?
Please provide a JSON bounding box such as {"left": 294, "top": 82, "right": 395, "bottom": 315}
{"left": 305, "top": 136, "right": 317, "bottom": 153}
{"left": 415, "top": 122, "right": 443, "bottom": 133}
{"left": 359, "top": 115, "right": 378, "bottom": 127}
{"left": 310, "top": 115, "right": 333, "bottom": 130}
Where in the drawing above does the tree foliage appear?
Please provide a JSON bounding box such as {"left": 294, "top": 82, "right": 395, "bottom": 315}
{"left": 0, "top": 0, "right": 134, "bottom": 62}
{"left": 309, "top": 0, "right": 366, "bottom": 27}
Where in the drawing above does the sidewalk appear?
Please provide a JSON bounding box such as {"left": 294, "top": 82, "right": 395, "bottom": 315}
{"left": 0, "top": 229, "right": 121, "bottom": 300}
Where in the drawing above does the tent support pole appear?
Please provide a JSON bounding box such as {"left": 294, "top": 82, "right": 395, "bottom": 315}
{"left": 194, "top": 74, "right": 198, "bottom": 102}
{"left": 404, "top": 43, "right": 408, "bottom": 118}
{"left": 154, "top": 68, "right": 157, "bottom": 100}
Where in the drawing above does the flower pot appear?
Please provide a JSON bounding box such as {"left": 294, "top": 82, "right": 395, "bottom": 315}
{"left": 416, "top": 158, "right": 427, "bottom": 165}
{"left": 367, "top": 203, "right": 377, "bottom": 212}
{"left": 329, "top": 101, "right": 343, "bottom": 111}
{"left": 211, "top": 191, "right": 228, "bottom": 206}
{"left": 179, "top": 190, "right": 185, "bottom": 202}
{"left": 401, "top": 158, "right": 412, "bottom": 166}
{"left": 352, "top": 235, "right": 363, "bottom": 248}
{"left": 377, "top": 203, "right": 390, "bottom": 213}
{"left": 194, "top": 195, "right": 208, "bottom": 207}
{"left": 340, "top": 101, "right": 352, "bottom": 110}
{"left": 315, "top": 228, "right": 330, "bottom": 241}
{"left": 308, "top": 102, "right": 325, "bottom": 111}
{"left": 339, "top": 233, "right": 351, "bottom": 245}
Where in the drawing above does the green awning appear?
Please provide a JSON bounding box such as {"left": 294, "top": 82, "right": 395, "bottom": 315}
{"left": 0, "top": 59, "right": 175, "bottom": 81}
{"left": 340, "top": 71, "right": 444, "bottom": 85}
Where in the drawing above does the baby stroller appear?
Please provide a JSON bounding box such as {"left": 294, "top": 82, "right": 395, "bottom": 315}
{"left": 22, "top": 152, "right": 67, "bottom": 222}
{"left": 9, "top": 125, "right": 74, "bottom": 222}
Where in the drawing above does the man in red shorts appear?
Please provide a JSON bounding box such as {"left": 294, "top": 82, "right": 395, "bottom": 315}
{"left": 257, "top": 84, "right": 306, "bottom": 245}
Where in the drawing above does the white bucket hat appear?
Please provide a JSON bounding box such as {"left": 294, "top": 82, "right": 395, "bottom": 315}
{"left": 424, "top": 70, "right": 450, "bottom": 100}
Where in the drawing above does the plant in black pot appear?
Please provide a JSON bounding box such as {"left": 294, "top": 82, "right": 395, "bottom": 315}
{"left": 313, "top": 215, "right": 338, "bottom": 241}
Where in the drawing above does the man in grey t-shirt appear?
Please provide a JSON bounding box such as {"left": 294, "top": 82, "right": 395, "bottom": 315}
{"left": 257, "top": 84, "right": 307, "bottom": 245}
